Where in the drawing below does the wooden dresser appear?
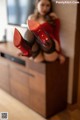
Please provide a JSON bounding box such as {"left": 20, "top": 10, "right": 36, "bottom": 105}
{"left": 0, "top": 42, "right": 69, "bottom": 118}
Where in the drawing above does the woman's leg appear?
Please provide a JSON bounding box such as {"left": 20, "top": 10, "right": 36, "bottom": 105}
{"left": 28, "top": 20, "right": 56, "bottom": 52}
{"left": 24, "top": 29, "right": 35, "bottom": 45}
{"left": 43, "top": 40, "right": 66, "bottom": 63}
{"left": 14, "top": 28, "right": 33, "bottom": 57}
{"left": 27, "top": 20, "right": 65, "bottom": 63}
{"left": 43, "top": 40, "right": 60, "bottom": 62}
{"left": 14, "top": 28, "right": 44, "bottom": 62}
{"left": 31, "top": 42, "right": 44, "bottom": 62}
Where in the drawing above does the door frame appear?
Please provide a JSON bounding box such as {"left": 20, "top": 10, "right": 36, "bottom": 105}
{"left": 72, "top": 3, "right": 80, "bottom": 103}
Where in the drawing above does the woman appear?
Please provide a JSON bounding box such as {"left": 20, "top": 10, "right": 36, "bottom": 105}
{"left": 14, "top": 0, "right": 65, "bottom": 63}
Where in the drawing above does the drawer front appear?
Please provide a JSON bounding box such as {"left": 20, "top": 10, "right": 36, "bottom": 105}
{"left": 0, "top": 58, "right": 10, "bottom": 92}
{"left": 10, "top": 80, "right": 30, "bottom": 106}
{"left": 29, "top": 69, "right": 46, "bottom": 116}
{"left": 29, "top": 69, "right": 46, "bottom": 94}
{"left": 30, "top": 89, "right": 46, "bottom": 116}
{"left": 27, "top": 60, "right": 46, "bottom": 74}
{"left": 10, "top": 66, "right": 29, "bottom": 88}
{"left": 0, "top": 64, "right": 9, "bottom": 85}
{"left": 10, "top": 67, "right": 30, "bottom": 105}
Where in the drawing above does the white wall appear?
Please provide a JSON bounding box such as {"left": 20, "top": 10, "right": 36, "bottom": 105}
{"left": 0, "top": 0, "right": 7, "bottom": 41}
{"left": 53, "top": 0, "right": 77, "bottom": 103}
{"left": 0, "top": 0, "right": 78, "bottom": 103}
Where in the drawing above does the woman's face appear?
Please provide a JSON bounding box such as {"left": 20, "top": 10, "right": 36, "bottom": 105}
{"left": 37, "top": 0, "right": 51, "bottom": 16}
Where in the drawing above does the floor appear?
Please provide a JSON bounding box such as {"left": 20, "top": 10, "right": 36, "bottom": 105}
{"left": 0, "top": 89, "right": 80, "bottom": 120}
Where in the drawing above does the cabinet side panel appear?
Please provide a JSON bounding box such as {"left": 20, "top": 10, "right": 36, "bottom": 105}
{"left": 46, "top": 58, "right": 69, "bottom": 117}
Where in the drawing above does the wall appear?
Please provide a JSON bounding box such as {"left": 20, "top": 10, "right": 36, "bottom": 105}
{"left": 0, "top": 0, "right": 78, "bottom": 103}
{"left": 0, "top": 0, "right": 7, "bottom": 41}
{"left": 53, "top": 0, "right": 77, "bottom": 103}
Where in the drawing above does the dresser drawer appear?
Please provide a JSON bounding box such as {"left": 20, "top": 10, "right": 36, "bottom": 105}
{"left": 10, "top": 66, "right": 30, "bottom": 105}
{"left": 29, "top": 69, "right": 46, "bottom": 94}
{"left": 0, "top": 58, "right": 10, "bottom": 93}
{"left": 30, "top": 89, "right": 46, "bottom": 116}
{"left": 11, "top": 80, "right": 30, "bottom": 105}
{"left": 27, "top": 60, "right": 46, "bottom": 74}
{"left": 10, "top": 66, "right": 29, "bottom": 87}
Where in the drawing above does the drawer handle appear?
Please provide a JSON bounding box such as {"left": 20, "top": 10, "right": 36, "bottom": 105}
{"left": 0, "top": 52, "right": 25, "bottom": 66}
{"left": 11, "top": 58, "right": 15, "bottom": 61}
{"left": 16, "top": 68, "right": 35, "bottom": 78}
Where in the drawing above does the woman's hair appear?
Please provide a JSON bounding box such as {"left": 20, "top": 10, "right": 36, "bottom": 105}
{"left": 33, "top": 0, "right": 53, "bottom": 20}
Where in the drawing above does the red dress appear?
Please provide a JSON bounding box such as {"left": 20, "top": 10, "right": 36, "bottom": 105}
{"left": 40, "top": 18, "right": 60, "bottom": 45}
{"left": 27, "top": 18, "right": 61, "bottom": 53}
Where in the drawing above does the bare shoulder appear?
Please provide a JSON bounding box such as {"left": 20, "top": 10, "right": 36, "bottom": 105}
{"left": 26, "top": 14, "right": 35, "bottom": 24}
{"left": 28, "top": 14, "right": 35, "bottom": 20}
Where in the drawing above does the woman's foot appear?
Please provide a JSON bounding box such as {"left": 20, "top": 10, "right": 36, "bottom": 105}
{"left": 59, "top": 54, "right": 66, "bottom": 64}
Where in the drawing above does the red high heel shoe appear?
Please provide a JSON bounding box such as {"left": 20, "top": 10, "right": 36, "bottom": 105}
{"left": 13, "top": 28, "right": 32, "bottom": 57}
{"left": 27, "top": 20, "right": 54, "bottom": 50}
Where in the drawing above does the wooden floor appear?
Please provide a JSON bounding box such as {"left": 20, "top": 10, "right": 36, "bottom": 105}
{"left": 0, "top": 89, "right": 80, "bottom": 120}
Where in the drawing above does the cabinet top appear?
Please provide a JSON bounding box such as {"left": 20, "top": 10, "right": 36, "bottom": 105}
{"left": 0, "top": 42, "right": 68, "bottom": 72}
{"left": 0, "top": 42, "right": 46, "bottom": 74}
{"left": 0, "top": 42, "right": 27, "bottom": 61}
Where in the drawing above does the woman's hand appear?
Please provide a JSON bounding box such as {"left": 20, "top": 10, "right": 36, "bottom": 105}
{"left": 59, "top": 54, "right": 66, "bottom": 64}
{"left": 49, "top": 12, "right": 58, "bottom": 20}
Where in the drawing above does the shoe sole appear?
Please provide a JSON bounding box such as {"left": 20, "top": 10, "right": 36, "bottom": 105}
{"left": 14, "top": 28, "right": 23, "bottom": 47}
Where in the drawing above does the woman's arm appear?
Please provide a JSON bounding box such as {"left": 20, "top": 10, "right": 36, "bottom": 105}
{"left": 49, "top": 12, "right": 60, "bottom": 30}
{"left": 49, "top": 12, "right": 58, "bottom": 20}
{"left": 49, "top": 12, "right": 60, "bottom": 45}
